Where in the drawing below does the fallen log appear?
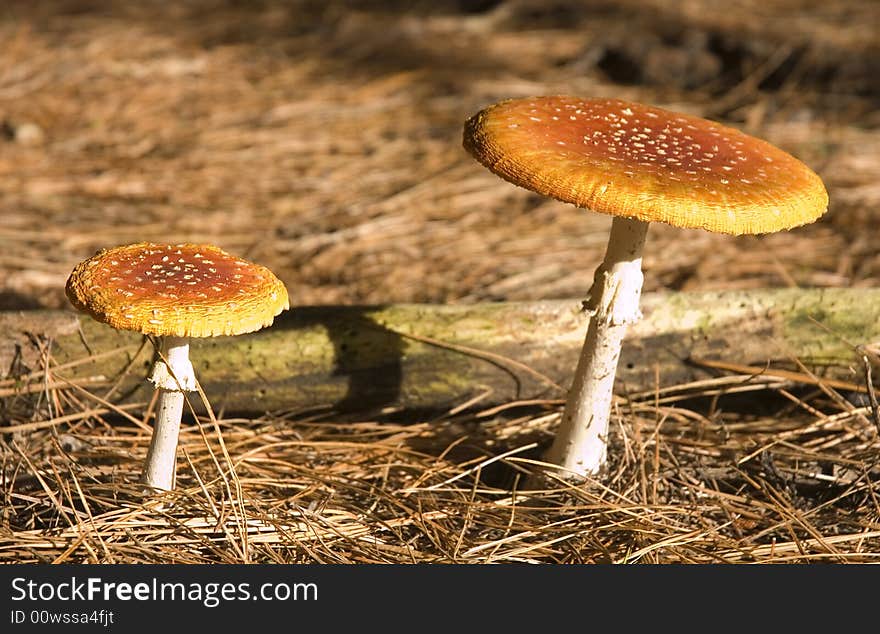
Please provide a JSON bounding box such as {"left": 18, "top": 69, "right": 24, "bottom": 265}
{"left": 1, "top": 288, "right": 879, "bottom": 418}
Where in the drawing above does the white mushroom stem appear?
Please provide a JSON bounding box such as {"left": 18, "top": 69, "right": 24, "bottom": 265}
{"left": 142, "top": 336, "right": 196, "bottom": 491}
{"left": 544, "top": 215, "right": 649, "bottom": 478}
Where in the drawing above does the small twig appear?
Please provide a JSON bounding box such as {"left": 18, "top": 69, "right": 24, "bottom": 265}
{"left": 386, "top": 327, "right": 563, "bottom": 393}
{"left": 861, "top": 351, "right": 880, "bottom": 433}
{"left": 688, "top": 356, "right": 865, "bottom": 393}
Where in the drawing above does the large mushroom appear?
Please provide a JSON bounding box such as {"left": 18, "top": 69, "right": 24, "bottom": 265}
{"left": 66, "top": 242, "right": 289, "bottom": 491}
{"left": 463, "top": 96, "right": 828, "bottom": 480}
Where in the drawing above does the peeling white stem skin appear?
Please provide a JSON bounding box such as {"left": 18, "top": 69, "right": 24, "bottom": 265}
{"left": 142, "top": 336, "right": 197, "bottom": 491}
{"left": 544, "top": 215, "right": 650, "bottom": 479}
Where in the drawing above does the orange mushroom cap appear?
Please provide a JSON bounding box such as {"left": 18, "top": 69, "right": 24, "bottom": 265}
{"left": 66, "top": 242, "right": 290, "bottom": 337}
{"left": 463, "top": 96, "right": 828, "bottom": 235}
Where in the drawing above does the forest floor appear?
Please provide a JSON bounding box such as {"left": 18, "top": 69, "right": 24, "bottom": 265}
{"left": 1, "top": 0, "right": 879, "bottom": 563}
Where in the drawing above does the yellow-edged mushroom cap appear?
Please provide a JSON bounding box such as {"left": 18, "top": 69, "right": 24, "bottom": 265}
{"left": 66, "top": 242, "right": 290, "bottom": 337}
{"left": 463, "top": 96, "right": 828, "bottom": 235}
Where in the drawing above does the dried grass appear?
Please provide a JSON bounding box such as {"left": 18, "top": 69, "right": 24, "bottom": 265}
{"left": 3, "top": 350, "right": 880, "bottom": 563}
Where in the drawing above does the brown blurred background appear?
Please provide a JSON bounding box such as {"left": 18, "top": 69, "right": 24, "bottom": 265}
{"left": 1, "top": 0, "right": 877, "bottom": 311}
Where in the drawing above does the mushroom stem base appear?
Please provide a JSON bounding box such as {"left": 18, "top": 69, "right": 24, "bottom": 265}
{"left": 141, "top": 389, "right": 185, "bottom": 491}
{"left": 542, "top": 215, "right": 649, "bottom": 480}
{"left": 142, "top": 336, "right": 195, "bottom": 491}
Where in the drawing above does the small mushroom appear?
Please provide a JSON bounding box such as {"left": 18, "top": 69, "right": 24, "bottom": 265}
{"left": 66, "top": 242, "right": 289, "bottom": 491}
{"left": 463, "top": 96, "right": 828, "bottom": 480}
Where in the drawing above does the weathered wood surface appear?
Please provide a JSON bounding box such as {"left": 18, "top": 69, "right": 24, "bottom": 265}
{"left": 2, "top": 288, "right": 878, "bottom": 417}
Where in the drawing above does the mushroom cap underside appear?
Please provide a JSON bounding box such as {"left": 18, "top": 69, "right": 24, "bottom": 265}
{"left": 463, "top": 96, "right": 828, "bottom": 235}
{"left": 66, "top": 242, "right": 290, "bottom": 337}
